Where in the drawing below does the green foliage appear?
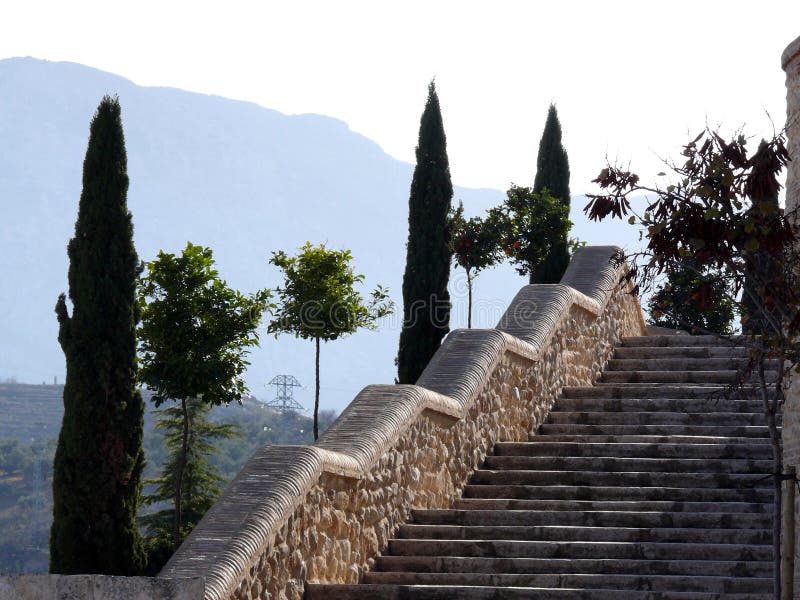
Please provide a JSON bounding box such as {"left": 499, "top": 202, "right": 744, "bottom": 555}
{"left": 448, "top": 201, "right": 503, "bottom": 328}
{"left": 398, "top": 80, "right": 453, "bottom": 384}
{"left": 268, "top": 243, "right": 392, "bottom": 342}
{"left": 0, "top": 399, "right": 334, "bottom": 574}
{"left": 138, "top": 241, "right": 267, "bottom": 550}
{"left": 532, "top": 104, "right": 572, "bottom": 284}
{"left": 0, "top": 440, "right": 29, "bottom": 474}
{"left": 138, "top": 242, "right": 269, "bottom": 408}
{"left": 495, "top": 185, "right": 571, "bottom": 280}
{"left": 50, "top": 96, "right": 146, "bottom": 575}
{"left": 0, "top": 437, "right": 55, "bottom": 574}
{"left": 139, "top": 398, "right": 241, "bottom": 573}
{"left": 648, "top": 261, "right": 736, "bottom": 335}
{"left": 449, "top": 201, "right": 504, "bottom": 277}
{"left": 269, "top": 243, "right": 393, "bottom": 439}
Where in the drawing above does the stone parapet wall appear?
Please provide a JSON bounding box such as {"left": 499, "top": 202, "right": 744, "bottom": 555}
{"left": 159, "top": 245, "right": 646, "bottom": 600}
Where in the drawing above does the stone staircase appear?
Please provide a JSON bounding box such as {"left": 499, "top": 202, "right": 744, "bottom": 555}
{"left": 306, "top": 335, "right": 777, "bottom": 599}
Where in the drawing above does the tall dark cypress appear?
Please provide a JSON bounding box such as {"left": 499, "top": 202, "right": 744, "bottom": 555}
{"left": 397, "top": 81, "right": 452, "bottom": 384}
{"left": 532, "top": 104, "right": 571, "bottom": 284}
{"left": 50, "top": 96, "right": 146, "bottom": 574}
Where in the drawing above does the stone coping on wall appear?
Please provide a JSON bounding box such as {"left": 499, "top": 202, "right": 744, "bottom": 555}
{"left": 159, "top": 245, "right": 646, "bottom": 600}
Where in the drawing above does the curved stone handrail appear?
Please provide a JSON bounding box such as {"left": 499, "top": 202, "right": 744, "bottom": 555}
{"left": 160, "top": 245, "right": 646, "bottom": 600}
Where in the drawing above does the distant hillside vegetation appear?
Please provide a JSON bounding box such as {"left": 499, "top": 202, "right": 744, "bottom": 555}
{"left": 0, "top": 382, "right": 334, "bottom": 573}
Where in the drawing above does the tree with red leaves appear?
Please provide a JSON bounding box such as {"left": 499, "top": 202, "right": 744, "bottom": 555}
{"left": 585, "top": 128, "right": 796, "bottom": 599}
{"left": 448, "top": 201, "right": 504, "bottom": 328}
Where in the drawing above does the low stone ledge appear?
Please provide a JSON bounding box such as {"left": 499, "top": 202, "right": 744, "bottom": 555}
{"left": 417, "top": 328, "right": 515, "bottom": 406}
{"left": 0, "top": 575, "right": 203, "bottom": 600}
{"left": 497, "top": 284, "right": 599, "bottom": 350}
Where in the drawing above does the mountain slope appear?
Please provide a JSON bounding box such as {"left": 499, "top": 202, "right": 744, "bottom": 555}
{"left": 0, "top": 57, "right": 639, "bottom": 412}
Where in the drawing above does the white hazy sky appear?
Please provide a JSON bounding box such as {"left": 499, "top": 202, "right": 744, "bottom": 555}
{"left": 2, "top": 1, "right": 799, "bottom": 193}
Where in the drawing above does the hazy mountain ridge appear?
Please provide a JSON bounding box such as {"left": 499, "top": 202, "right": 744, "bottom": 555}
{"left": 0, "top": 57, "right": 506, "bottom": 412}
{"left": 0, "top": 57, "right": 638, "bottom": 412}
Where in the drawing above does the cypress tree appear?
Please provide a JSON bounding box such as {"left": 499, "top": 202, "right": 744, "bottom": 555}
{"left": 50, "top": 96, "right": 146, "bottom": 574}
{"left": 531, "top": 104, "right": 571, "bottom": 284}
{"left": 397, "top": 81, "right": 453, "bottom": 384}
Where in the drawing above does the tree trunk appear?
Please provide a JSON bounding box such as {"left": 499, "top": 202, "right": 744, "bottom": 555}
{"left": 467, "top": 272, "right": 473, "bottom": 329}
{"left": 759, "top": 354, "right": 782, "bottom": 599}
{"left": 774, "top": 465, "right": 783, "bottom": 600}
{"left": 174, "top": 397, "right": 190, "bottom": 550}
{"left": 782, "top": 465, "right": 796, "bottom": 600}
{"left": 314, "top": 337, "right": 320, "bottom": 441}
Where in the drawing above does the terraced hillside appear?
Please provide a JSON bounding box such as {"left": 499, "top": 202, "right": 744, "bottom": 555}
{"left": 0, "top": 384, "right": 64, "bottom": 442}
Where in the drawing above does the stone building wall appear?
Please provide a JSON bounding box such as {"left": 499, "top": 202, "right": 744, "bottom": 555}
{"left": 781, "top": 33, "right": 800, "bottom": 600}
{"left": 158, "top": 245, "right": 646, "bottom": 600}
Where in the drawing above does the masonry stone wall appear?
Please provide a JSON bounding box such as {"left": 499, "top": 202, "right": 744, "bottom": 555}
{"left": 783, "top": 37, "right": 800, "bottom": 468}
{"left": 781, "top": 33, "right": 800, "bottom": 600}
{"left": 158, "top": 246, "right": 646, "bottom": 600}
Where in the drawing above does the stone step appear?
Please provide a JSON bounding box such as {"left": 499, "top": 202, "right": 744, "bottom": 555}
{"left": 546, "top": 411, "right": 770, "bottom": 427}
{"left": 600, "top": 370, "right": 779, "bottom": 384}
{"left": 539, "top": 424, "right": 772, "bottom": 438}
{"left": 614, "top": 346, "right": 749, "bottom": 359}
{"left": 562, "top": 384, "right": 769, "bottom": 399}
{"left": 373, "top": 556, "right": 771, "bottom": 578}
{"left": 397, "top": 524, "right": 773, "bottom": 545}
{"left": 361, "top": 572, "right": 770, "bottom": 594}
{"left": 312, "top": 334, "right": 776, "bottom": 599}
{"left": 621, "top": 335, "right": 750, "bottom": 347}
{"left": 462, "top": 484, "right": 773, "bottom": 504}
{"left": 551, "top": 397, "right": 767, "bottom": 414}
{"left": 528, "top": 434, "right": 772, "bottom": 445}
{"left": 386, "top": 539, "right": 773, "bottom": 561}
{"left": 469, "top": 470, "right": 773, "bottom": 489}
{"left": 307, "top": 583, "right": 771, "bottom": 600}
{"left": 606, "top": 357, "right": 776, "bottom": 371}
{"left": 483, "top": 455, "right": 772, "bottom": 474}
{"left": 410, "top": 509, "right": 771, "bottom": 529}
{"left": 454, "top": 498, "right": 773, "bottom": 514}
{"left": 494, "top": 442, "right": 773, "bottom": 459}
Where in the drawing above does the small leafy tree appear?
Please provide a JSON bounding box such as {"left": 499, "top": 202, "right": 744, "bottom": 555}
{"left": 585, "top": 128, "right": 796, "bottom": 599}
{"left": 449, "top": 201, "right": 503, "bottom": 328}
{"left": 495, "top": 185, "right": 571, "bottom": 280}
{"left": 138, "top": 242, "right": 268, "bottom": 550}
{"left": 140, "top": 398, "right": 241, "bottom": 572}
{"left": 268, "top": 243, "right": 394, "bottom": 440}
{"left": 648, "top": 260, "right": 736, "bottom": 335}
